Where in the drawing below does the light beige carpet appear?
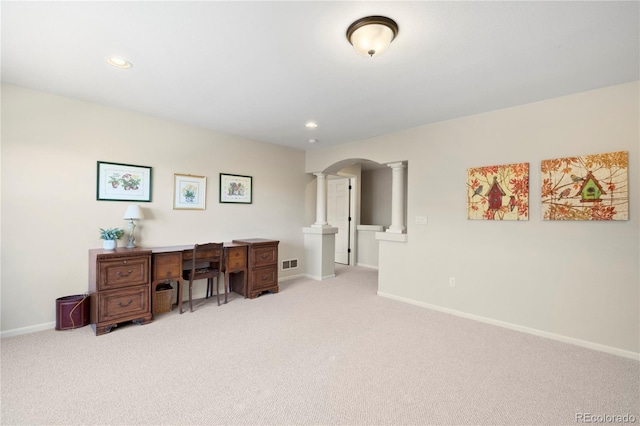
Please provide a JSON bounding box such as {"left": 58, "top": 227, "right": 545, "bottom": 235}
{"left": 1, "top": 265, "right": 638, "bottom": 425}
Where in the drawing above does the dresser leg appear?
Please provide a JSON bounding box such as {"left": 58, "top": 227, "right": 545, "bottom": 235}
{"left": 132, "top": 316, "right": 153, "bottom": 326}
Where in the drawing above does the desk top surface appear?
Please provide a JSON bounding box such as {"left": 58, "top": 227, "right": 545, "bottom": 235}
{"left": 149, "top": 241, "right": 248, "bottom": 254}
{"left": 91, "top": 240, "right": 271, "bottom": 255}
{"left": 232, "top": 238, "right": 278, "bottom": 245}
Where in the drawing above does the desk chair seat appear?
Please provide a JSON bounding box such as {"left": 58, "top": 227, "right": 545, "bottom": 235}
{"left": 182, "top": 243, "right": 224, "bottom": 312}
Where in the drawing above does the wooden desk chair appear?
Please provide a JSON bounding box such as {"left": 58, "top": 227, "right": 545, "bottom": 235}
{"left": 182, "top": 243, "right": 224, "bottom": 312}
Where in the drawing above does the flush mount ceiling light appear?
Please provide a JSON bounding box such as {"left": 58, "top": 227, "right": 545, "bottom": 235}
{"left": 107, "top": 57, "right": 132, "bottom": 69}
{"left": 346, "top": 16, "right": 398, "bottom": 58}
{"left": 305, "top": 121, "right": 318, "bottom": 128}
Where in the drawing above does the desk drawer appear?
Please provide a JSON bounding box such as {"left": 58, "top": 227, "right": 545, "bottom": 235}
{"left": 253, "top": 246, "right": 277, "bottom": 267}
{"left": 98, "top": 285, "right": 150, "bottom": 323}
{"left": 153, "top": 252, "right": 182, "bottom": 281}
{"left": 183, "top": 247, "right": 222, "bottom": 262}
{"left": 99, "top": 257, "right": 150, "bottom": 291}
{"left": 226, "top": 246, "right": 247, "bottom": 271}
{"left": 251, "top": 266, "right": 277, "bottom": 291}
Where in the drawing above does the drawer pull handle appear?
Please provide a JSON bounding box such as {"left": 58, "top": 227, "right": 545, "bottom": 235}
{"left": 118, "top": 299, "right": 133, "bottom": 307}
{"left": 166, "top": 271, "right": 172, "bottom": 277}
{"left": 117, "top": 270, "right": 133, "bottom": 277}
{"left": 260, "top": 254, "right": 270, "bottom": 260}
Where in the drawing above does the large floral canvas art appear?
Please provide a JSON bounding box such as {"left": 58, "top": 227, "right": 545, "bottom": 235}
{"left": 541, "top": 151, "right": 628, "bottom": 220}
{"left": 467, "top": 163, "right": 529, "bottom": 220}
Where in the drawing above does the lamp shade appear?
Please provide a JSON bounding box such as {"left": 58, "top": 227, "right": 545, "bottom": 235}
{"left": 123, "top": 204, "right": 144, "bottom": 220}
{"left": 347, "top": 16, "right": 398, "bottom": 58}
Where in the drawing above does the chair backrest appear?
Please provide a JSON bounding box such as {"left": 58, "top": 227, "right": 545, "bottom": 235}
{"left": 189, "top": 243, "right": 223, "bottom": 276}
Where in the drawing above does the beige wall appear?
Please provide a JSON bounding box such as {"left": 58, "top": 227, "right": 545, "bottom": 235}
{"left": 306, "top": 82, "right": 640, "bottom": 356}
{"left": 1, "top": 84, "right": 310, "bottom": 333}
{"left": 2, "top": 82, "right": 638, "bottom": 356}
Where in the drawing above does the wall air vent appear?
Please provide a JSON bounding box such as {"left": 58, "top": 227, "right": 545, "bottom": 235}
{"left": 281, "top": 259, "right": 299, "bottom": 270}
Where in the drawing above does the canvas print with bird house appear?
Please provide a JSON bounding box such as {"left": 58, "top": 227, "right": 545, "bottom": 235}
{"left": 541, "top": 151, "right": 628, "bottom": 220}
{"left": 467, "top": 163, "right": 529, "bottom": 220}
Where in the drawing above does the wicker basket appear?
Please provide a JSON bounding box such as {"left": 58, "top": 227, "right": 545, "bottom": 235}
{"left": 155, "top": 283, "right": 174, "bottom": 314}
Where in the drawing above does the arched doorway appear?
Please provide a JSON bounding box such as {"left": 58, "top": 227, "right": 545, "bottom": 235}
{"left": 323, "top": 159, "right": 389, "bottom": 268}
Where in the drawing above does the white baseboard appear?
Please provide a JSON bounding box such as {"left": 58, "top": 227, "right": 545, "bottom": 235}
{"left": 377, "top": 291, "right": 639, "bottom": 361}
{"left": 278, "top": 273, "right": 305, "bottom": 282}
{"left": 304, "top": 273, "right": 336, "bottom": 281}
{"left": 1, "top": 321, "right": 56, "bottom": 338}
{"left": 355, "top": 263, "right": 378, "bottom": 270}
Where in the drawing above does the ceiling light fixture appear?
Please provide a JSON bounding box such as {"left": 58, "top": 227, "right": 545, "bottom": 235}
{"left": 309, "top": 138, "right": 318, "bottom": 144}
{"left": 107, "top": 57, "right": 132, "bottom": 69}
{"left": 305, "top": 121, "right": 318, "bottom": 128}
{"left": 346, "top": 16, "right": 398, "bottom": 58}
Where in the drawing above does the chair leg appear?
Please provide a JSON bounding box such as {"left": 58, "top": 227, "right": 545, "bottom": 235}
{"left": 189, "top": 279, "right": 194, "bottom": 312}
{"left": 216, "top": 276, "right": 220, "bottom": 306}
{"left": 223, "top": 273, "right": 228, "bottom": 304}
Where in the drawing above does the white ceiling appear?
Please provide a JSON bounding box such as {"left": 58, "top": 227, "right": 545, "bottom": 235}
{"left": 2, "top": 1, "right": 638, "bottom": 151}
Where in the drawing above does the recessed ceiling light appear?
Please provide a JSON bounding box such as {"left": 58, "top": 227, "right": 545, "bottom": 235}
{"left": 305, "top": 121, "right": 318, "bottom": 128}
{"left": 107, "top": 57, "right": 132, "bottom": 69}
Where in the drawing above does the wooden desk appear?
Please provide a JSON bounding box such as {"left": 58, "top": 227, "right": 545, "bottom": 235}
{"left": 222, "top": 242, "right": 249, "bottom": 300}
{"left": 150, "top": 242, "right": 248, "bottom": 314}
{"left": 88, "top": 241, "right": 253, "bottom": 334}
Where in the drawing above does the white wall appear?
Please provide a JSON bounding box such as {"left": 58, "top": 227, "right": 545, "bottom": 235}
{"left": 306, "top": 82, "right": 640, "bottom": 356}
{"left": 356, "top": 225, "right": 383, "bottom": 269}
{"left": 1, "top": 84, "right": 310, "bottom": 334}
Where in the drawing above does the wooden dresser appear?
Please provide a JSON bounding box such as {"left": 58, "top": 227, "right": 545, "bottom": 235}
{"left": 88, "top": 248, "right": 153, "bottom": 335}
{"left": 232, "top": 238, "right": 279, "bottom": 299}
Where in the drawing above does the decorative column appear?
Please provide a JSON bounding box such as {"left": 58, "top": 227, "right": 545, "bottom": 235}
{"left": 313, "top": 172, "right": 328, "bottom": 227}
{"left": 304, "top": 171, "right": 338, "bottom": 280}
{"left": 387, "top": 162, "right": 406, "bottom": 234}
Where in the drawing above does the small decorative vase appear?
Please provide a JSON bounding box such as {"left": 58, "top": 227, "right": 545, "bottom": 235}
{"left": 103, "top": 240, "right": 117, "bottom": 250}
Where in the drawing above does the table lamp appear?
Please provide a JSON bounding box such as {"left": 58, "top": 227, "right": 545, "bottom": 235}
{"left": 123, "top": 204, "right": 144, "bottom": 248}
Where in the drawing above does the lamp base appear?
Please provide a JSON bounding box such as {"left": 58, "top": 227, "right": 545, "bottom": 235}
{"left": 126, "top": 233, "right": 136, "bottom": 248}
{"left": 126, "top": 220, "right": 136, "bottom": 248}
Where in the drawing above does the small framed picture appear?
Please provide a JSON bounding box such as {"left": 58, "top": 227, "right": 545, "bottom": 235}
{"left": 173, "top": 174, "right": 206, "bottom": 210}
{"left": 97, "top": 161, "right": 152, "bottom": 202}
{"left": 219, "top": 173, "right": 252, "bottom": 204}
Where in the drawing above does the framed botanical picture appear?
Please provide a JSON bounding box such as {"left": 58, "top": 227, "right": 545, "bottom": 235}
{"left": 173, "top": 174, "right": 206, "bottom": 210}
{"left": 219, "top": 173, "right": 252, "bottom": 204}
{"left": 97, "top": 161, "right": 152, "bottom": 202}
